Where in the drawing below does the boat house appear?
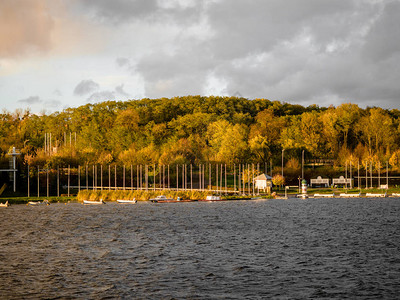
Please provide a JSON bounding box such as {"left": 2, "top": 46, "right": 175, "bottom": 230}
{"left": 310, "top": 176, "right": 330, "bottom": 187}
{"left": 253, "top": 173, "right": 272, "bottom": 192}
{"left": 332, "top": 176, "right": 353, "bottom": 187}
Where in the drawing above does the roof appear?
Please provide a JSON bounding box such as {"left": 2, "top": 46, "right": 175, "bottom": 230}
{"left": 253, "top": 173, "right": 272, "bottom": 181}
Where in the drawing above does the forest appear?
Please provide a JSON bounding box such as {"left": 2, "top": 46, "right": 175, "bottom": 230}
{"left": 1, "top": 95, "right": 400, "bottom": 188}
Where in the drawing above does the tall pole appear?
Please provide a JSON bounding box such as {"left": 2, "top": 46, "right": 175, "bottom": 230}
{"left": 78, "top": 165, "right": 81, "bottom": 192}
{"left": 234, "top": 164, "right": 236, "bottom": 192}
{"left": 350, "top": 161, "right": 352, "bottom": 189}
{"left": 282, "top": 149, "right": 285, "bottom": 179}
{"left": 370, "top": 161, "right": 373, "bottom": 188}
{"left": 27, "top": 165, "right": 30, "bottom": 197}
{"left": 57, "top": 166, "right": 60, "bottom": 197}
{"left": 68, "top": 165, "right": 70, "bottom": 197}
{"left": 302, "top": 150, "right": 304, "bottom": 180}
{"left": 46, "top": 168, "right": 49, "bottom": 198}
{"left": 37, "top": 166, "right": 40, "bottom": 198}
{"left": 386, "top": 161, "right": 389, "bottom": 189}
{"left": 123, "top": 165, "right": 126, "bottom": 190}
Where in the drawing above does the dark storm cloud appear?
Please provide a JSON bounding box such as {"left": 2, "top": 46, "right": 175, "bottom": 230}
{"left": 74, "top": 80, "right": 100, "bottom": 96}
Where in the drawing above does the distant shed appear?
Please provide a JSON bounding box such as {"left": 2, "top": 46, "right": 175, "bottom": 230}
{"left": 310, "top": 176, "right": 330, "bottom": 187}
{"left": 254, "top": 173, "right": 273, "bottom": 192}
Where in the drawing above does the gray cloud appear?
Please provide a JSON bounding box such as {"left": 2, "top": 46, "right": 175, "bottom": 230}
{"left": 115, "top": 84, "right": 130, "bottom": 97}
{"left": 18, "top": 96, "right": 42, "bottom": 104}
{"left": 86, "top": 84, "right": 131, "bottom": 103}
{"left": 44, "top": 99, "right": 62, "bottom": 109}
{"left": 74, "top": 79, "right": 100, "bottom": 96}
{"left": 77, "top": 0, "right": 159, "bottom": 24}
{"left": 87, "top": 91, "right": 116, "bottom": 103}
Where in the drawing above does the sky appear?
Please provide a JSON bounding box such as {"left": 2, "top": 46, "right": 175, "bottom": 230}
{"left": 1, "top": 0, "right": 400, "bottom": 114}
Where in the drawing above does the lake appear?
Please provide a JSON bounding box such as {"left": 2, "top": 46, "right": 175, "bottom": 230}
{"left": 1, "top": 198, "right": 400, "bottom": 299}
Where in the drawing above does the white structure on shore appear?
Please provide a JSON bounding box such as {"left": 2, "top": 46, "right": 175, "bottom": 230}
{"left": 253, "top": 173, "right": 272, "bottom": 192}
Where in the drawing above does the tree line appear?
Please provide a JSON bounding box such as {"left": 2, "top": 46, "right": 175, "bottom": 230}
{"left": 1, "top": 96, "right": 400, "bottom": 178}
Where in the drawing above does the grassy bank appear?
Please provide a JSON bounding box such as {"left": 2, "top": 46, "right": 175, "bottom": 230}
{"left": 0, "top": 196, "right": 76, "bottom": 205}
{"left": 76, "top": 190, "right": 213, "bottom": 202}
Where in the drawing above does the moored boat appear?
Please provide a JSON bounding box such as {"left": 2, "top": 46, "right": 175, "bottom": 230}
{"left": 339, "top": 193, "right": 361, "bottom": 198}
{"left": 0, "top": 201, "right": 9, "bottom": 207}
{"left": 365, "top": 192, "right": 387, "bottom": 198}
{"left": 199, "top": 195, "right": 222, "bottom": 201}
{"left": 117, "top": 199, "right": 137, "bottom": 204}
{"left": 150, "top": 195, "right": 193, "bottom": 203}
{"left": 83, "top": 199, "right": 105, "bottom": 205}
{"left": 28, "top": 200, "right": 50, "bottom": 206}
{"left": 313, "top": 193, "right": 335, "bottom": 198}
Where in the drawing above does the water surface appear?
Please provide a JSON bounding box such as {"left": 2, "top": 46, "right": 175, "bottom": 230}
{"left": 1, "top": 198, "right": 400, "bottom": 299}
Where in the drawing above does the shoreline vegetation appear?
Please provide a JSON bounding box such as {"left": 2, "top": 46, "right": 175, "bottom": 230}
{"left": 2, "top": 187, "right": 400, "bottom": 205}
{"left": 2, "top": 96, "right": 400, "bottom": 200}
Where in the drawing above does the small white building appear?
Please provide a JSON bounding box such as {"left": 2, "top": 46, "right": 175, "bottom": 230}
{"left": 332, "top": 175, "right": 353, "bottom": 187}
{"left": 310, "top": 176, "right": 330, "bottom": 187}
{"left": 253, "top": 173, "right": 272, "bottom": 191}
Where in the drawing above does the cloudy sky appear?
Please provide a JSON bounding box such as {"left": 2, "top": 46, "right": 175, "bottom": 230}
{"left": 1, "top": 0, "right": 400, "bottom": 114}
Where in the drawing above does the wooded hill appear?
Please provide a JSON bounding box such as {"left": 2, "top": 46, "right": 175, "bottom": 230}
{"left": 1, "top": 96, "right": 400, "bottom": 173}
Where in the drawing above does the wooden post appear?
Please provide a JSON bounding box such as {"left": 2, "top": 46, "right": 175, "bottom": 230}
{"left": 100, "top": 165, "right": 103, "bottom": 191}
{"left": 176, "top": 164, "right": 179, "bottom": 191}
{"left": 109, "top": 165, "right": 111, "bottom": 191}
{"left": 168, "top": 165, "right": 170, "bottom": 189}
{"left": 190, "top": 164, "right": 193, "bottom": 191}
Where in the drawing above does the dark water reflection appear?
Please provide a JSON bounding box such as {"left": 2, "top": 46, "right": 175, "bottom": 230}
{"left": 1, "top": 198, "right": 400, "bottom": 299}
